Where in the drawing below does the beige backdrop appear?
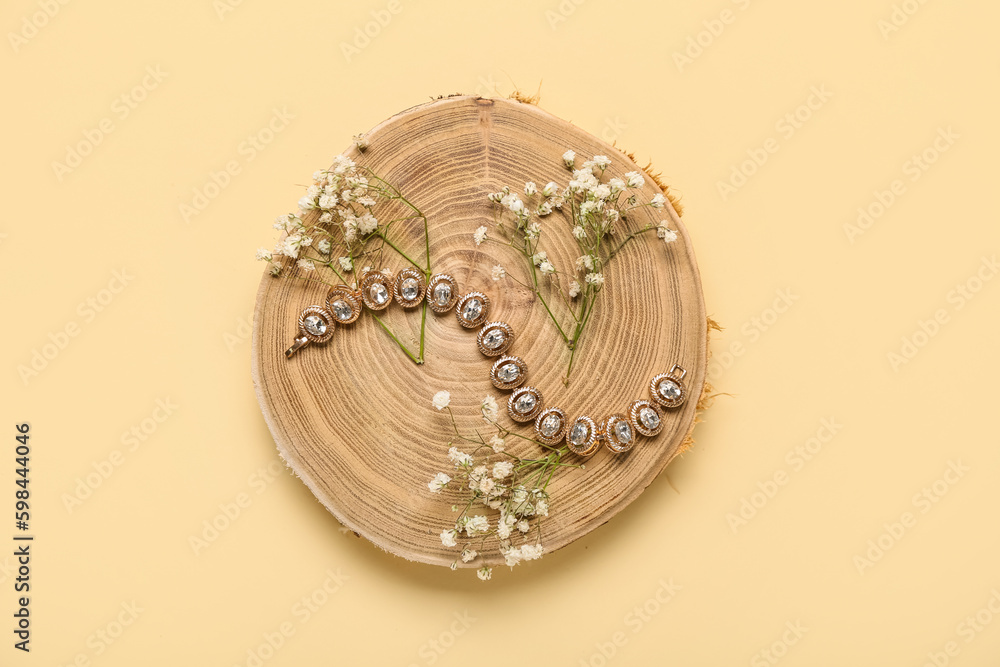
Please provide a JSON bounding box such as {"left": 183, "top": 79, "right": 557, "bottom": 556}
{"left": 3, "top": 0, "right": 999, "bottom": 665}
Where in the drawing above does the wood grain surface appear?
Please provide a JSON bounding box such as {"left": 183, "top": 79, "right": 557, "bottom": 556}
{"left": 251, "top": 95, "right": 708, "bottom": 568}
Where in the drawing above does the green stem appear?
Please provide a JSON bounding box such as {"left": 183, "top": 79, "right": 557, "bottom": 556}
{"left": 528, "top": 259, "right": 572, "bottom": 346}
{"left": 374, "top": 231, "right": 423, "bottom": 272}
{"left": 370, "top": 312, "right": 422, "bottom": 364}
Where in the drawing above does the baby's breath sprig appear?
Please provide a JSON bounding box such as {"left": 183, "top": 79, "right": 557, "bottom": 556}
{"left": 427, "top": 390, "right": 582, "bottom": 580}
{"left": 482, "top": 151, "right": 678, "bottom": 383}
{"left": 258, "top": 148, "right": 433, "bottom": 364}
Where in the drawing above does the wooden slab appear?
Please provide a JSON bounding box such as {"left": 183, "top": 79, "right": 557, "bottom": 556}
{"left": 251, "top": 95, "right": 707, "bottom": 567}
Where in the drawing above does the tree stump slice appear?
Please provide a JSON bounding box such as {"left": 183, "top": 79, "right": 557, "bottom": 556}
{"left": 252, "top": 96, "right": 707, "bottom": 568}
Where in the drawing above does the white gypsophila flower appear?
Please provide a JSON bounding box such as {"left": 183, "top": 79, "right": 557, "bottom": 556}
{"left": 542, "top": 181, "right": 558, "bottom": 197}
{"left": 269, "top": 263, "right": 282, "bottom": 276}
{"left": 511, "top": 486, "right": 528, "bottom": 505}
{"left": 319, "top": 211, "right": 333, "bottom": 223}
{"left": 441, "top": 529, "right": 458, "bottom": 547}
{"left": 357, "top": 196, "right": 377, "bottom": 208}
{"left": 432, "top": 390, "right": 451, "bottom": 410}
{"left": 651, "top": 193, "right": 666, "bottom": 208}
{"left": 490, "top": 435, "right": 505, "bottom": 453}
{"left": 358, "top": 212, "right": 378, "bottom": 235}
{"left": 353, "top": 133, "right": 369, "bottom": 151}
{"left": 465, "top": 515, "right": 489, "bottom": 536}
{"left": 585, "top": 272, "right": 605, "bottom": 287}
{"left": 594, "top": 184, "right": 611, "bottom": 201}
{"left": 491, "top": 264, "right": 506, "bottom": 281}
{"left": 625, "top": 171, "right": 645, "bottom": 188}
{"left": 339, "top": 256, "right": 353, "bottom": 272}
{"left": 538, "top": 261, "right": 555, "bottom": 276}
{"left": 575, "top": 255, "right": 594, "bottom": 272}
{"left": 517, "top": 519, "right": 530, "bottom": 533}
{"left": 281, "top": 234, "right": 302, "bottom": 259}
{"left": 503, "top": 545, "right": 522, "bottom": 566}
{"left": 525, "top": 221, "right": 540, "bottom": 241}
{"left": 579, "top": 200, "right": 598, "bottom": 217}
{"left": 461, "top": 549, "right": 477, "bottom": 563}
{"left": 493, "top": 461, "right": 514, "bottom": 479}
{"left": 658, "top": 225, "right": 678, "bottom": 243}
{"left": 473, "top": 226, "right": 488, "bottom": 246}
{"left": 592, "top": 154, "right": 611, "bottom": 170}
{"left": 524, "top": 181, "right": 537, "bottom": 196}
{"left": 450, "top": 561, "right": 458, "bottom": 571}
{"left": 255, "top": 247, "right": 272, "bottom": 261}
{"left": 535, "top": 499, "right": 549, "bottom": 516}
{"left": 520, "top": 543, "right": 544, "bottom": 561}
{"left": 316, "top": 239, "right": 331, "bottom": 255}
{"left": 608, "top": 177, "right": 626, "bottom": 194}
{"left": 448, "top": 446, "right": 473, "bottom": 466}
{"left": 572, "top": 225, "right": 586, "bottom": 240}
{"left": 481, "top": 395, "right": 499, "bottom": 421}
{"left": 479, "top": 477, "right": 496, "bottom": 495}
{"left": 297, "top": 195, "right": 316, "bottom": 212}
{"left": 470, "top": 465, "right": 487, "bottom": 485}
{"left": 296, "top": 259, "right": 315, "bottom": 272}
{"left": 532, "top": 251, "right": 548, "bottom": 266}
{"left": 343, "top": 224, "right": 357, "bottom": 244}
{"left": 537, "top": 201, "right": 553, "bottom": 216}
{"left": 428, "top": 472, "right": 451, "bottom": 493}
{"left": 300, "top": 236, "right": 313, "bottom": 247}
{"left": 562, "top": 149, "right": 576, "bottom": 168}
{"left": 569, "top": 280, "right": 581, "bottom": 298}
{"left": 477, "top": 567, "right": 492, "bottom": 581}
{"left": 318, "top": 194, "right": 338, "bottom": 209}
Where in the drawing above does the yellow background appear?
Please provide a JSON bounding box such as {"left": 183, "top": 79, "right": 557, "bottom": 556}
{"left": 3, "top": 0, "right": 999, "bottom": 664}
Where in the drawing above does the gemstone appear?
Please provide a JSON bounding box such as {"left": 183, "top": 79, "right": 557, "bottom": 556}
{"left": 462, "top": 298, "right": 482, "bottom": 321}
{"left": 331, "top": 299, "right": 353, "bottom": 321}
{"left": 569, "top": 422, "right": 590, "bottom": 446}
{"left": 303, "top": 314, "right": 327, "bottom": 337}
{"left": 433, "top": 283, "right": 452, "bottom": 306}
{"left": 639, "top": 407, "right": 660, "bottom": 430}
{"left": 369, "top": 283, "right": 389, "bottom": 305}
{"left": 497, "top": 363, "right": 520, "bottom": 383}
{"left": 540, "top": 414, "right": 562, "bottom": 437}
{"left": 658, "top": 379, "right": 682, "bottom": 401}
{"left": 483, "top": 328, "right": 506, "bottom": 349}
{"left": 401, "top": 277, "right": 419, "bottom": 301}
{"left": 514, "top": 392, "right": 536, "bottom": 413}
{"left": 615, "top": 420, "right": 632, "bottom": 443}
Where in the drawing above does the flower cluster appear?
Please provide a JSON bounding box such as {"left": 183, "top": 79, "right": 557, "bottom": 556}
{"left": 257, "top": 139, "right": 435, "bottom": 365}
{"left": 257, "top": 153, "right": 398, "bottom": 278}
{"left": 480, "top": 150, "right": 678, "bottom": 381}
{"left": 428, "top": 391, "right": 578, "bottom": 580}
